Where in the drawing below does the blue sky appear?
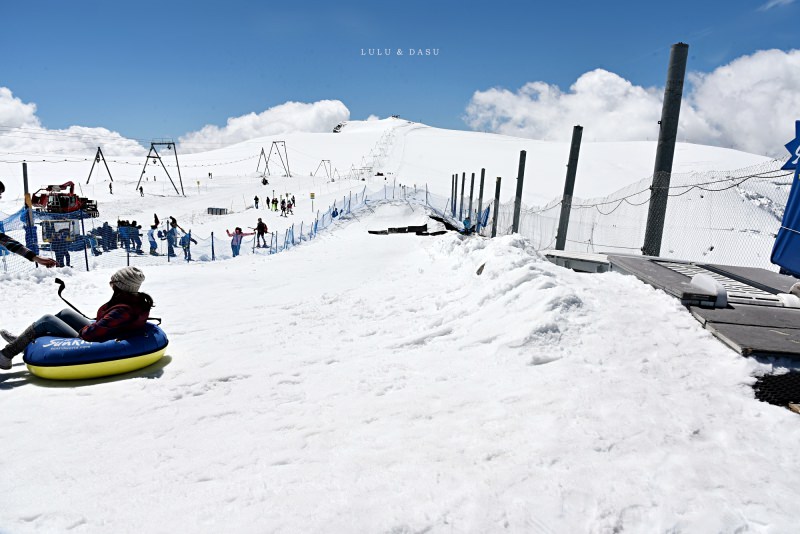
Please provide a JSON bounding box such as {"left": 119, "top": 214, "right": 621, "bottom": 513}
{"left": 0, "top": 0, "right": 798, "bottom": 146}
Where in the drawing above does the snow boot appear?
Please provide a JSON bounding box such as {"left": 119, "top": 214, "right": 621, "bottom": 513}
{"left": 0, "top": 329, "right": 16, "bottom": 343}
{"left": 0, "top": 325, "right": 36, "bottom": 370}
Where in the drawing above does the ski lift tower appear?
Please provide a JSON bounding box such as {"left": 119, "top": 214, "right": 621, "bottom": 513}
{"left": 313, "top": 160, "right": 332, "bottom": 180}
{"left": 86, "top": 147, "right": 115, "bottom": 184}
{"left": 136, "top": 139, "right": 185, "bottom": 196}
{"left": 256, "top": 141, "right": 292, "bottom": 177}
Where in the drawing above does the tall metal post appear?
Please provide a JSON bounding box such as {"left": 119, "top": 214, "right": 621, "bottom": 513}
{"left": 172, "top": 144, "right": 186, "bottom": 196}
{"left": 491, "top": 177, "right": 501, "bottom": 238}
{"left": 555, "top": 125, "right": 584, "bottom": 250}
{"left": 511, "top": 151, "right": 526, "bottom": 233}
{"left": 450, "top": 174, "right": 455, "bottom": 216}
{"left": 477, "top": 168, "right": 486, "bottom": 231}
{"left": 459, "top": 172, "right": 466, "bottom": 220}
{"left": 22, "top": 162, "right": 39, "bottom": 255}
{"left": 468, "top": 172, "right": 475, "bottom": 220}
{"left": 643, "top": 42, "right": 689, "bottom": 257}
{"left": 80, "top": 215, "right": 90, "bottom": 271}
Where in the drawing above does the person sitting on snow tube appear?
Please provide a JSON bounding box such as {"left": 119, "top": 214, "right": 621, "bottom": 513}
{"left": 0, "top": 267, "right": 154, "bottom": 370}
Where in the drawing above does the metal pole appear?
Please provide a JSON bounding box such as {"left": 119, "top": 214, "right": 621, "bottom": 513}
{"left": 22, "top": 162, "right": 39, "bottom": 256}
{"left": 172, "top": 143, "right": 185, "bottom": 196}
{"left": 643, "top": 42, "right": 689, "bottom": 257}
{"left": 451, "top": 175, "right": 456, "bottom": 216}
{"left": 136, "top": 146, "right": 154, "bottom": 191}
{"left": 211, "top": 231, "right": 215, "bottom": 260}
{"left": 99, "top": 148, "right": 114, "bottom": 182}
{"left": 476, "top": 168, "right": 485, "bottom": 232}
{"left": 80, "top": 214, "right": 89, "bottom": 271}
{"left": 468, "top": 172, "right": 475, "bottom": 221}
{"left": 556, "top": 125, "right": 584, "bottom": 250}
{"left": 491, "top": 177, "right": 501, "bottom": 238}
{"left": 459, "top": 172, "right": 466, "bottom": 220}
{"left": 86, "top": 148, "right": 99, "bottom": 184}
{"left": 512, "top": 151, "right": 526, "bottom": 233}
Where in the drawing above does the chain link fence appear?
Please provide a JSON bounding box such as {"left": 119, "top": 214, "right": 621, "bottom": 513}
{"left": 487, "top": 158, "right": 793, "bottom": 270}
{"left": 2, "top": 159, "right": 794, "bottom": 277}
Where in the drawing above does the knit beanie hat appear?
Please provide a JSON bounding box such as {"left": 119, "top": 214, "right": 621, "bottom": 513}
{"left": 110, "top": 267, "right": 145, "bottom": 293}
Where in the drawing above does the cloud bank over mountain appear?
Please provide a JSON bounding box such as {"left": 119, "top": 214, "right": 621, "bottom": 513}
{"left": 465, "top": 49, "right": 800, "bottom": 157}
{"left": 177, "top": 100, "right": 350, "bottom": 153}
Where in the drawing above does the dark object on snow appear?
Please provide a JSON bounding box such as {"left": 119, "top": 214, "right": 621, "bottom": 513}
{"left": 368, "top": 223, "right": 445, "bottom": 237}
{"left": 476, "top": 263, "right": 486, "bottom": 276}
{"left": 428, "top": 215, "right": 459, "bottom": 232}
{"left": 754, "top": 372, "right": 800, "bottom": 408}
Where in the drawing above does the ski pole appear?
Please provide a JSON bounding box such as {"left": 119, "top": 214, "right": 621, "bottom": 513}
{"left": 54, "top": 278, "right": 90, "bottom": 319}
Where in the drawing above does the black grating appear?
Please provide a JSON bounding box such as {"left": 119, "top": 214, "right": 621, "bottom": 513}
{"left": 753, "top": 372, "right": 800, "bottom": 407}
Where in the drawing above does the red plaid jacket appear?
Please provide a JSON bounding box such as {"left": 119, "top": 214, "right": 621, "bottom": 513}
{"left": 80, "top": 294, "right": 150, "bottom": 342}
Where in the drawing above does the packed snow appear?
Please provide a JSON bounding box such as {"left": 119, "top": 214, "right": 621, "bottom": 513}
{"left": 1, "top": 119, "right": 798, "bottom": 532}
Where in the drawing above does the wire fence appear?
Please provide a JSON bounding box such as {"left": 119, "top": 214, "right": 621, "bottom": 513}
{"left": 488, "top": 157, "right": 792, "bottom": 270}
{"left": 1, "top": 158, "right": 793, "bottom": 277}
{"left": 0, "top": 188, "right": 375, "bottom": 276}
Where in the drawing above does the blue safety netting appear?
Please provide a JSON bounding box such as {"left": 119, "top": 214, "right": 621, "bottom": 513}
{"left": 1, "top": 184, "right": 488, "bottom": 277}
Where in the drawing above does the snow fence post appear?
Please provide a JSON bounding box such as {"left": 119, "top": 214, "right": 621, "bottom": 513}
{"left": 643, "top": 42, "right": 689, "bottom": 257}
{"left": 459, "top": 172, "right": 466, "bottom": 220}
{"left": 492, "top": 177, "right": 502, "bottom": 238}
{"left": 468, "top": 172, "right": 475, "bottom": 221}
{"left": 556, "top": 125, "right": 583, "bottom": 250}
{"left": 211, "top": 231, "right": 215, "bottom": 260}
{"left": 451, "top": 174, "right": 457, "bottom": 216}
{"left": 476, "top": 169, "right": 485, "bottom": 233}
{"left": 512, "top": 151, "right": 526, "bottom": 233}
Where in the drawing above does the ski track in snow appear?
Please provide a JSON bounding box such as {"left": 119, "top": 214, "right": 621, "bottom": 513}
{"left": 2, "top": 199, "right": 800, "bottom": 532}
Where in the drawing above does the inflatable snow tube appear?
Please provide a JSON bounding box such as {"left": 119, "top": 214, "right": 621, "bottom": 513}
{"left": 22, "top": 323, "right": 168, "bottom": 380}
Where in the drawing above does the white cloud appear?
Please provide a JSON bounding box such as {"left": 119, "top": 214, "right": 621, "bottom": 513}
{"left": 0, "top": 89, "right": 350, "bottom": 158}
{"left": 0, "top": 87, "right": 39, "bottom": 128}
{"left": 0, "top": 87, "right": 146, "bottom": 156}
{"left": 758, "top": 0, "right": 794, "bottom": 11}
{"left": 465, "top": 49, "right": 800, "bottom": 157}
{"left": 178, "top": 100, "right": 350, "bottom": 153}
{"left": 687, "top": 49, "right": 800, "bottom": 156}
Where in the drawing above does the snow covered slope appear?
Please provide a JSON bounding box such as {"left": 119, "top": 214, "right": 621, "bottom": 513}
{"left": 1, "top": 202, "right": 798, "bottom": 532}
{"left": 0, "top": 117, "right": 771, "bottom": 212}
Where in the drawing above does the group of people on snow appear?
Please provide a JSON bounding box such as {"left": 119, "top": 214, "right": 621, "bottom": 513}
{"left": 253, "top": 194, "right": 295, "bottom": 216}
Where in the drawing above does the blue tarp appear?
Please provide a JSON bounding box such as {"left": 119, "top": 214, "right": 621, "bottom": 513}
{"left": 772, "top": 121, "right": 800, "bottom": 276}
{"left": 771, "top": 169, "right": 800, "bottom": 276}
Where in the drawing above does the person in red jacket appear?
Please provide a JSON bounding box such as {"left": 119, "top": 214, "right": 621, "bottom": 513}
{"left": 0, "top": 266, "right": 154, "bottom": 370}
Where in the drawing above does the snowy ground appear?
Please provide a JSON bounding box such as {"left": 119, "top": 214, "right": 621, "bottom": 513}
{"left": 2, "top": 202, "right": 799, "bottom": 532}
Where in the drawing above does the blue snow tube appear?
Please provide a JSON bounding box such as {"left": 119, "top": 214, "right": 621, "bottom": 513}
{"left": 23, "top": 323, "right": 169, "bottom": 380}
